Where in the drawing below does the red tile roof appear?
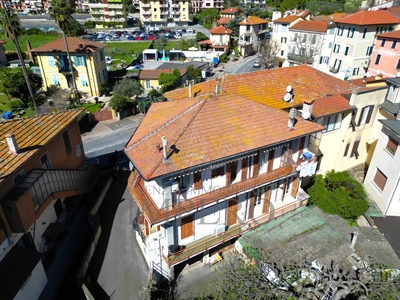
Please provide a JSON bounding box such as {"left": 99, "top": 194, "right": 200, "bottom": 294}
{"left": 387, "top": 6, "right": 400, "bottom": 18}
{"left": 0, "top": 109, "right": 84, "bottom": 183}
{"left": 377, "top": 29, "right": 400, "bottom": 39}
{"left": 311, "top": 15, "right": 331, "bottom": 23}
{"left": 331, "top": 12, "right": 350, "bottom": 22}
{"left": 240, "top": 16, "right": 268, "bottom": 25}
{"left": 220, "top": 7, "right": 238, "bottom": 14}
{"left": 290, "top": 20, "right": 328, "bottom": 33}
{"left": 198, "top": 39, "right": 212, "bottom": 45}
{"left": 210, "top": 25, "right": 232, "bottom": 34}
{"left": 125, "top": 94, "right": 324, "bottom": 180}
{"left": 0, "top": 40, "right": 6, "bottom": 44}
{"left": 312, "top": 94, "right": 352, "bottom": 118}
{"left": 30, "top": 37, "right": 107, "bottom": 53}
{"left": 273, "top": 15, "right": 301, "bottom": 23}
{"left": 218, "top": 17, "right": 231, "bottom": 25}
{"left": 164, "top": 65, "right": 356, "bottom": 110}
{"left": 139, "top": 69, "right": 186, "bottom": 79}
{"left": 336, "top": 10, "right": 400, "bottom": 25}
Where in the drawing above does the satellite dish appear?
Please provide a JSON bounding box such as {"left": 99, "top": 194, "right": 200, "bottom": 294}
{"left": 286, "top": 85, "right": 292, "bottom": 93}
{"left": 284, "top": 93, "right": 292, "bottom": 102}
{"left": 302, "top": 111, "right": 311, "bottom": 120}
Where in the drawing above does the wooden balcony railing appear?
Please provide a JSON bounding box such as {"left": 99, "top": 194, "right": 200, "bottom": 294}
{"left": 128, "top": 165, "right": 296, "bottom": 225}
{"left": 164, "top": 199, "right": 307, "bottom": 267}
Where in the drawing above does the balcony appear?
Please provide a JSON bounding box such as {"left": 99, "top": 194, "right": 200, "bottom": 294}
{"left": 287, "top": 53, "right": 314, "bottom": 65}
{"left": 111, "top": 18, "right": 125, "bottom": 22}
{"left": 108, "top": 11, "right": 115, "bottom": 16}
{"left": 90, "top": 9, "right": 104, "bottom": 14}
{"left": 171, "top": 3, "right": 179, "bottom": 8}
{"left": 142, "top": 3, "right": 150, "bottom": 7}
{"left": 108, "top": 3, "right": 123, "bottom": 8}
{"left": 115, "top": 11, "right": 124, "bottom": 15}
{"left": 87, "top": 3, "right": 104, "bottom": 8}
{"left": 128, "top": 164, "right": 296, "bottom": 226}
{"left": 173, "top": 17, "right": 180, "bottom": 22}
{"left": 173, "top": 10, "right": 180, "bottom": 15}
{"left": 142, "top": 10, "right": 151, "bottom": 15}
{"left": 160, "top": 3, "right": 168, "bottom": 7}
{"left": 164, "top": 199, "right": 307, "bottom": 266}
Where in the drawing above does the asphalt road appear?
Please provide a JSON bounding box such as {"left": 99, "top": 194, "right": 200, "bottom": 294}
{"left": 224, "top": 55, "right": 260, "bottom": 75}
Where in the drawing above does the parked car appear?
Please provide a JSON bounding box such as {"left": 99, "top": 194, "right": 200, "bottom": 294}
{"left": 115, "top": 31, "right": 122, "bottom": 36}
{"left": 105, "top": 56, "right": 112, "bottom": 64}
{"left": 127, "top": 35, "right": 135, "bottom": 41}
{"left": 134, "top": 36, "right": 142, "bottom": 40}
{"left": 181, "top": 29, "right": 187, "bottom": 33}
{"left": 147, "top": 35, "right": 156, "bottom": 40}
{"left": 253, "top": 61, "right": 261, "bottom": 68}
{"left": 174, "top": 34, "right": 181, "bottom": 39}
{"left": 186, "top": 28, "right": 194, "bottom": 33}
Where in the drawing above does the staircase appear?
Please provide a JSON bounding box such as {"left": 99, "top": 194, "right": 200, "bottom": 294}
{"left": 321, "top": 284, "right": 337, "bottom": 300}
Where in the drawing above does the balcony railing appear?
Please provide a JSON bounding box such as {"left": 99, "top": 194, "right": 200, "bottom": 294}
{"left": 142, "top": 3, "right": 150, "bottom": 7}
{"left": 287, "top": 53, "right": 314, "bottom": 65}
{"left": 159, "top": 3, "right": 168, "bottom": 7}
{"left": 173, "top": 17, "right": 180, "bottom": 22}
{"left": 164, "top": 199, "right": 307, "bottom": 266}
{"left": 142, "top": 10, "right": 151, "bottom": 15}
{"left": 128, "top": 164, "right": 296, "bottom": 226}
{"left": 173, "top": 11, "right": 180, "bottom": 15}
{"left": 171, "top": 3, "right": 179, "bottom": 8}
{"left": 108, "top": 4, "right": 123, "bottom": 8}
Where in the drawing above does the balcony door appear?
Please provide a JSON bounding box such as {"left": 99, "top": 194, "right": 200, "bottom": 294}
{"left": 262, "top": 186, "right": 271, "bottom": 214}
{"left": 227, "top": 198, "right": 238, "bottom": 226}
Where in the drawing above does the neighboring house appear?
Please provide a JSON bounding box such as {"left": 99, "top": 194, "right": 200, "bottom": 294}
{"left": 0, "top": 110, "right": 99, "bottom": 299}
{"left": 139, "top": 69, "right": 187, "bottom": 89}
{"left": 369, "top": 30, "right": 400, "bottom": 77}
{"left": 219, "top": 7, "right": 237, "bottom": 26}
{"left": 1, "top": 0, "right": 49, "bottom": 13}
{"left": 31, "top": 37, "right": 108, "bottom": 97}
{"left": 287, "top": 20, "right": 328, "bottom": 67}
{"left": 139, "top": 0, "right": 190, "bottom": 28}
{"left": 85, "top": 0, "right": 127, "bottom": 28}
{"left": 329, "top": 10, "right": 400, "bottom": 80}
{"left": 238, "top": 16, "right": 269, "bottom": 57}
{"left": 125, "top": 87, "right": 324, "bottom": 279}
{"left": 191, "top": 0, "right": 223, "bottom": 13}
{"left": 272, "top": 16, "right": 302, "bottom": 63}
{"left": 0, "top": 40, "right": 7, "bottom": 66}
{"left": 208, "top": 25, "right": 232, "bottom": 53}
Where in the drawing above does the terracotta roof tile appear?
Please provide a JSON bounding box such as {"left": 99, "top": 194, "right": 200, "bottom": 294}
{"left": 311, "top": 15, "right": 331, "bottom": 23}
{"left": 0, "top": 109, "right": 84, "bottom": 183}
{"left": 331, "top": 13, "right": 350, "bottom": 22}
{"left": 220, "top": 7, "right": 238, "bottom": 14}
{"left": 312, "top": 94, "right": 352, "bottom": 118}
{"left": 336, "top": 10, "right": 400, "bottom": 25}
{"left": 125, "top": 94, "right": 324, "bottom": 180}
{"left": 273, "top": 15, "right": 301, "bottom": 23}
{"left": 164, "top": 66, "right": 355, "bottom": 110}
{"left": 30, "top": 37, "right": 107, "bottom": 53}
{"left": 377, "top": 29, "right": 400, "bottom": 39}
{"left": 139, "top": 69, "right": 186, "bottom": 79}
{"left": 218, "top": 17, "right": 231, "bottom": 25}
{"left": 198, "top": 39, "right": 212, "bottom": 45}
{"left": 290, "top": 20, "right": 328, "bottom": 33}
{"left": 387, "top": 6, "right": 400, "bottom": 18}
{"left": 239, "top": 16, "right": 268, "bottom": 25}
{"left": 210, "top": 25, "right": 232, "bottom": 34}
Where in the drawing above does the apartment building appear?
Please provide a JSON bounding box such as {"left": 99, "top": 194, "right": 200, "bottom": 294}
{"left": 86, "top": 0, "right": 127, "bottom": 28}
{"left": 31, "top": 37, "right": 108, "bottom": 97}
{"left": 272, "top": 15, "right": 302, "bottom": 63}
{"left": 0, "top": 0, "right": 48, "bottom": 13}
{"left": 139, "top": 0, "right": 190, "bottom": 27}
{"left": 238, "top": 16, "right": 269, "bottom": 57}
{"left": 218, "top": 7, "right": 237, "bottom": 26}
{"left": 329, "top": 10, "right": 400, "bottom": 80}
{"left": 369, "top": 30, "right": 400, "bottom": 77}
{"left": 0, "top": 110, "right": 99, "bottom": 299}
{"left": 191, "top": 0, "right": 224, "bottom": 13}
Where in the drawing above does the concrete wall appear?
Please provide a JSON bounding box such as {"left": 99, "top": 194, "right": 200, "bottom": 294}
{"left": 15, "top": 260, "right": 48, "bottom": 300}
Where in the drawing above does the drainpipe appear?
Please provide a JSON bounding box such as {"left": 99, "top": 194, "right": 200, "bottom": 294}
{"left": 384, "top": 175, "right": 400, "bottom": 216}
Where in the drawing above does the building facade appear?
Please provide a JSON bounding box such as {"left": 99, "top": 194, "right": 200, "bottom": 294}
{"left": 238, "top": 16, "right": 269, "bottom": 57}
{"left": 139, "top": 0, "right": 190, "bottom": 27}
{"left": 86, "top": 0, "right": 127, "bottom": 28}
{"left": 191, "top": 0, "right": 224, "bottom": 13}
{"left": 271, "top": 15, "right": 302, "bottom": 62}
{"left": 31, "top": 37, "right": 108, "bottom": 97}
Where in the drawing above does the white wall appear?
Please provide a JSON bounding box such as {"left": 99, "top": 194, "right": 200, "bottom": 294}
{"left": 15, "top": 260, "right": 48, "bottom": 300}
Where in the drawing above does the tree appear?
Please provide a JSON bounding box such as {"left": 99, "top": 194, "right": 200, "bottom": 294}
{"left": 48, "top": 0, "right": 80, "bottom": 103}
{"left": 307, "top": 170, "right": 368, "bottom": 220}
{"left": 0, "top": 5, "right": 37, "bottom": 113}
{"left": 154, "top": 36, "right": 168, "bottom": 51}
{"left": 65, "top": 19, "right": 85, "bottom": 37}
{"left": 237, "top": 2, "right": 260, "bottom": 17}
{"left": 196, "top": 32, "right": 209, "bottom": 42}
{"left": 224, "top": 0, "right": 240, "bottom": 8}
{"left": 158, "top": 69, "right": 181, "bottom": 93}
{"left": 197, "top": 8, "right": 220, "bottom": 29}
{"left": 186, "top": 65, "right": 202, "bottom": 83}
{"left": 288, "top": 32, "right": 323, "bottom": 66}
{"left": 226, "top": 17, "right": 244, "bottom": 37}
{"left": 0, "top": 66, "right": 42, "bottom": 106}
{"left": 108, "top": 94, "right": 128, "bottom": 112}
{"left": 258, "top": 40, "right": 279, "bottom": 69}
{"left": 113, "top": 78, "right": 143, "bottom": 98}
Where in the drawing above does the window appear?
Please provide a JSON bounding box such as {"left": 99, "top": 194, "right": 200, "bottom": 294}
{"left": 353, "top": 67, "right": 359, "bottom": 75}
{"left": 183, "top": 7, "right": 185, "bottom": 11}
{"left": 333, "top": 44, "right": 340, "bottom": 53}
{"left": 381, "top": 39, "right": 386, "bottom": 47}
{"left": 347, "top": 27, "right": 355, "bottom": 38}
{"left": 328, "top": 28, "right": 335, "bottom": 34}
{"left": 358, "top": 105, "right": 373, "bottom": 125}
{"left": 332, "top": 58, "right": 341, "bottom": 71}
{"left": 373, "top": 168, "right": 387, "bottom": 191}
{"left": 97, "top": 72, "right": 102, "bottom": 83}
{"left": 95, "top": 53, "right": 98, "bottom": 64}
{"left": 328, "top": 42, "right": 332, "bottom": 48}
{"left": 254, "top": 188, "right": 263, "bottom": 206}
{"left": 344, "top": 46, "right": 350, "bottom": 56}
{"left": 246, "top": 25, "right": 250, "bottom": 32}
{"left": 375, "top": 54, "right": 381, "bottom": 65}
{"left": 79, "top": 74, "right": 88, "bottom": 86}
{"left": 62, "top": 130, "right": 72, "bottom": 154}
{"left": 385, "top": 136, "right": 398, "bottom": 156}
{"left": 338, "top": 26, "right": 344, "bottom": 36}
{"left": 179, "top": 175, "right": 190, "bottom": 191}
{"left": 40, "top": 152, "right": 52, "bottom": 169}
{"left": 293, "top": 33, "right": 297, "bottom": 41}
{"left": 320, "top": 56, "right": 329, "bottom": 64}
{"left": 103, "top": 68, "right": 108, "bottom": 80}
{"left": 397, "top": 59, "right": 400, "bottom": 69}
{"left": 392, "top": 41, "right": 397, "bottom": 49}
{"left": 280, "top": 50, "right": 284, "bottom": 56}
{"left": 13, "top": 169, "right": 25, "bottom": 185}
{"left": 281, "top": 37, "right": 286, "bottom": 43}
{"left": 47, "top": 55, "right": 56, "bottom": 66}
{"left": 193, "top": 172, "right": 202, "bottom": 189}
{"left": 75, "top": 55, "right": 86, "bottom": 66}
{"left": 366, "top": 46, "right": 373, "bottom": 56}
{"left": 180, "top": 215, "right": 194, "bottom": 239}
{"left": 312, "top": 35, "right": 316, "bottom": 43}
{"left": 319, "top": 113, "right": 343, "bottom": 133}
{"left": 302, "top": 34, "right": 307, "bottom": 43}
{"left": 154, "top": 7, "right": 156, "bottom": 11}
{"left": 281, "top": 24, "right": 287, "bottom": 32}
{"left": 51, "top": 74, "right": 60, "bottom": 86}
{"left": 362, "top": 28, "right": 367, "bottom": 38}
{"left": 212, "top": 166, "right": 224, "bottom": 178}
{"left": 351, "top": 140, "right": 360, "bottom": 159}
{"left": 100, "top": 50, "right": 105, "bottom": 61}
{"left": 344, "top": 144, "right": 350, "bottom": 157}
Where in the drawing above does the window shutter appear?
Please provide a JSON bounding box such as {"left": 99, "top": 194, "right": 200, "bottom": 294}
{"left": 59, "top": 55, "right": 64, "bottom": 69}
{"left": 241, "top": 158, "right": 248, "bottom": 181}
{"left": 365, "top": 105, "right": 374, "bottom": 124}
{"left": 344, "top": 143, "right": 350, "bottom": 157}
{"left": 73, "top": 56, "right": 78, "bottom": 66}
{"left": 373, "top": 169, "right": 387, "bottom": 191}
{"left": 248, "top": 192, "right": 255, "bottom": 219}
{"left": 181, "top": 215, "right": 194, "bottom": 239}
{"left": 83, "top": 56, "right": 87, "bottom": 67}
{"left": 177, "top": 180, "right": 181, "bottom": 196}
{"left": 226, "top": 164, "right": 231, "bottom": 186}
{"left": 267, "top": 150, "right": 274, "bottom": 172}
{"left": 194, "top": 172, "right": 202, "bottom": 190}
{"left": 351, "top": 108, "right": 358, "bottom": 131}
{"left": 252, "top": 154, "right": 259, "bottom": 178}
{"left": 298, "top": 136, "right": 306, "bottom": 162}
{"left": 351, "top": 140, "right": 360, "bottom": 159}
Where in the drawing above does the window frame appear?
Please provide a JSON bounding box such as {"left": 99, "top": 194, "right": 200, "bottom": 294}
{"left": 385, "top": 136, "right": 398, "bottom": 156}
{"left": 13, "top": 169, "right": 25, "bottom": 185}
{"left": 62, "top": 130, "right": 72, "bottom": 154}
{"left": 381, "top": 39, "right": 386, "bottom": 47}
{"left": 373, "top": 168, "right": 387, "bottom": 191}
{"left": 362, "top": 28, "right": 367, "bottom": 38}
{"left": 375, "top": 54, "right": 381, "bottom": 65}
{"left": 350, "top": 140, "right": 360, "bottom": 159}
{"left": 353, "top": 67, "right": 359, "bottom": 75}
{"left": 392, "top": 41, "right": 397, "bottom": 49}
{"left": 344, "top": 46, "right": 350, "bottom": 56}
{"left": 40, "top": 152, "right": 52, "bottom": 169}
{"left": 358, "top": 105, "right": 374, "bottom": 126}
{"left": 333, "top": 44, "right": 340, "bottom": 53}
{"left": 211, "top": 166, "right": 225, "bottom": 178}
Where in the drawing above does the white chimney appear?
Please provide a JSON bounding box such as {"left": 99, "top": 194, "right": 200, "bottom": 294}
{"left": 215, "top": 78, "right": 221, "bottom": 94}
{"left": 162, "top": 136, "right": 168, "bottom": 161}
{"left": 350, "top": 88, "right": 358, "bottom": 104}
{"left": 302, "top": 100, "right": 314, "bottom": 119}
{"left": 6, "top": 134, "right": 19, "bottom": 154}
{"left": 189, "top": 82, "right": 192, "bottom": 98}
{"left": 350, "top": 231, "right": 360, "bottom": 249}
{"left": 287, "top": 108, "right": 297, "bottom": 129}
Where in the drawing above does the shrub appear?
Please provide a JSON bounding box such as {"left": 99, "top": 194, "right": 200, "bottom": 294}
{"left": 109, "top": 94, "right": 128, "bottom": 112}
{"left": 219, "top": 54, "right": 229, "bottom": 63}
{"left": 307, "top": 170, "right": 368, "bottom": 220}
{"left": 25, "top": 28, "right": 43, "bottom": 35}
{"left": 9, "top": 100, "right": 23, "bottom": 109}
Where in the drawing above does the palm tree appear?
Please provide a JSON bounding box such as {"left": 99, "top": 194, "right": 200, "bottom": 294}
{"left": 0, "top": 2, "right": 37, "bottom": 113}
{"left": 48, "top": 0, "right": 80, "bottom": 104}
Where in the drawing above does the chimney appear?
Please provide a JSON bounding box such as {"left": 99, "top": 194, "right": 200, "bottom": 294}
{"left": 287, "top": 108, "right": 297, "bottom": 129}
{"left": 302, "top": 100, "right": 314, "bottom": 119}
{"left": 6, "top": 134, "right": 19, "bottom": 154}
{"left": 350, "top": 88, "right": 358, "bottom": 104}
{"left": 26, "top": 40, "right": 34, "bottom": 64}
{"left": 215, "top": 78, "right": 221, "bottom": 94}
{"left": 162, "top": 136, "right": 168, "bottom": 161}
{"left": 350, "top": 231, "right": 360, "bottom": 249}
{"left": 189, "top": 82, "right": 192, "bottom": 98}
